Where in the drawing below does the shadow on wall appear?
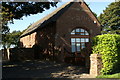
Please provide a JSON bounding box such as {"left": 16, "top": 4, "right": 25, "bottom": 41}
{"left": 2, "top": 48, "right": 34, "bottom": 62}
{"left": 34, "top": 22, "right": 57, "bottom": 61}
{"left": 32, "top": 44, "right": 44, "bottom": 60}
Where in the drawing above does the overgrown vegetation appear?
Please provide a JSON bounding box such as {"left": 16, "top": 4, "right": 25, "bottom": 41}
{"left": 92, "top": 34, "right": 120, "bottom": 75}
{"left": 96, "top": 73, "right": 120, "bottom": 78}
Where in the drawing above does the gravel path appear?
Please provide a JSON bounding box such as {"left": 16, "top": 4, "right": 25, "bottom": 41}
{"left": 2, "top": 60, "right": 95, "bottom": 79}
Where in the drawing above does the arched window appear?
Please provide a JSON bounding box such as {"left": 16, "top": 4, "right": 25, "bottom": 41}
{"left": 71, "top": 28, "right": 89, "bottom": 53}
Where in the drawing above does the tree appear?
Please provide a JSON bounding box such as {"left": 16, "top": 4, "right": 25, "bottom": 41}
{"left": 2, "top": 1, "right": 57, "bottom": 31}
{"left": 98, "top": 1, "right": 120, "bottom": 34}
{"left": 9, "top": 30, "right": 22, "bottom": 48}
{"left": 2, "top": 2, "right": 57, "bottom": 23}
{"left": 2, "top": 1, "right": 57, "bottom": 30}
{"left": 1, "top": 1, "right": 57, "bottom": 49}
{"left": 93, "top": 12, "right": 97, "bottom": 17}
{"left": 2, "top": 30, "right": 22, "bottom": 49}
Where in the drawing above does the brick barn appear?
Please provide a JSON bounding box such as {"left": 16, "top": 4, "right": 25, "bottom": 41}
{"left": 20, "top": 1, "right": 101, "bottom": 67}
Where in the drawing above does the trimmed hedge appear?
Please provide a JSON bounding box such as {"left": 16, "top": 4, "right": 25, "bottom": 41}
{"left": 92, "top": 34, "right": 120, "bottom": 75}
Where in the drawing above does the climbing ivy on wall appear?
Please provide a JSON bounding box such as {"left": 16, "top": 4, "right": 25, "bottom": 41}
{"left": 92, "top": 34, "right": 120, "bottom": 75}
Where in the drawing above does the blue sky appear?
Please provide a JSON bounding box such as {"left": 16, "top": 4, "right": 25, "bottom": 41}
{"left": 8, "top": 1, "right": 114, "bottom": 32}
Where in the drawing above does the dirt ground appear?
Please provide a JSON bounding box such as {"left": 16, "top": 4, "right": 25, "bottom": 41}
{"left": 2, "top": 60, "right": 95, "bottom": 79}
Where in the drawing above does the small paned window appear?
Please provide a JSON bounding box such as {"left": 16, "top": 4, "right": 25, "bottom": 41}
{"left": 71, "top": 28, "right": 89, "bottom": 35}
{"left": 71, "top": 28, "right": 89, "bottom": 53}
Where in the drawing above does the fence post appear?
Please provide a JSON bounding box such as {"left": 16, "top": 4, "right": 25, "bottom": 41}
{"left": 90, "top": 54, "right": 102, "bottom": 76}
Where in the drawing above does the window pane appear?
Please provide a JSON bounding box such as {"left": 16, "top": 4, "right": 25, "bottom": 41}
{"left": 85, "top": 38, "right": 89, "bottom": 42}
{"left": 72, "top": 45, "right": 75, "bottom": 52}
{"left": 76, "top": 29, "right": 80, "bottom": 32}
{"left": 72, "top": 42, "right": 75, "bottom": 45}
{"left": 71, "top": 32, "right": 75, "bottom": 34}
{"left": 81, "top": 45, "right": 85, "bottom": 49}
{"left": 75, "top": 32, "right": 80, "bottom": 35}
{"left": 72, "top": 30, "right": 75, "bottom": 33}
{"left": 77, "top": 46, "right": 80, "bottom": 51}
{"left": 71, "top": 30, "right": 75, "bottom": 34}
{"left": 81, "top": 33, "right": 85, "bottom": 35}
{"left": 81, "top": 43, "right": 85, "bottom": 49}
{"left": 76, "top": 38, "right": 80, "bottom": 42}
{"left": 76, "top": 43, "right": 80, "bottom": 46}
{"left": 85, "top": 31, "right": 89, "bottom": 35}
{"left": 76, "top": 43, "right": 80, "bottom": 52}
{"left": 71, "top": 38, "right": 75, "bottom": 42}
{"left": 80, "top": 29, "right": 84, "bottom": 32}
{"left": 81, "top": 43, "right": 85, "bottom": 46}
{"left": 81, "top": 38, "right": 85, "bottom": 42}
{"left": 85, "top": 33, "right": 89, "bottom": 35}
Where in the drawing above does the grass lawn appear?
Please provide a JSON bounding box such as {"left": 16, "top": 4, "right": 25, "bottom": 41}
{"left": 96, "top": 73, "right": 120, "bottom": 79}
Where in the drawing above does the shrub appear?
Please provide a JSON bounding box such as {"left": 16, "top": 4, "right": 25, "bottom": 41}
{"left": 96, "top": 73, "right": 120, "bottom": 78}
{"left": 92, "top": 34, "right": 120, "bottom": 75}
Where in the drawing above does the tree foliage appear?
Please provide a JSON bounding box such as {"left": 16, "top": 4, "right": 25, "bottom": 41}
{"left": 2, "top": 30, "right": 22, "bottom": 49}
{"left": 98, "top": 1, "right": 120, "bottom": 34}
{"left": 1, "top": 2, "right": 57, "bottom": 32}
{"left": 93, "top": 12, "right": 97, "bottom": 17}
{"left": 2, "top": 2, "right": 57, "bottom": 23}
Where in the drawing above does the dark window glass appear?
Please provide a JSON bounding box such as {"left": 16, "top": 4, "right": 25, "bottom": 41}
{"left": 72, "top": 45, "right": 76, "bottom": 52}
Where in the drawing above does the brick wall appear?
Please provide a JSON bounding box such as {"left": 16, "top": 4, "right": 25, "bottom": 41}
{"left": 20, "top": 32, "right": 36, "bottom": 48}
{"left": 55, "top": 2, "right": 101, "bottom": 62}
{"left": 35, "top": 22, "right": 56, "bottom": 59}
{"left": 19, "top": 2, "right": 101, "bottom": 63}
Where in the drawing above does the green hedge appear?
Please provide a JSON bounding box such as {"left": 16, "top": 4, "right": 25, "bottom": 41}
{"left": 92, "top": 34, "right": 120, "bottom": 75}
{"left": 96, "top": 73, "right": 120, "bottom": 78}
